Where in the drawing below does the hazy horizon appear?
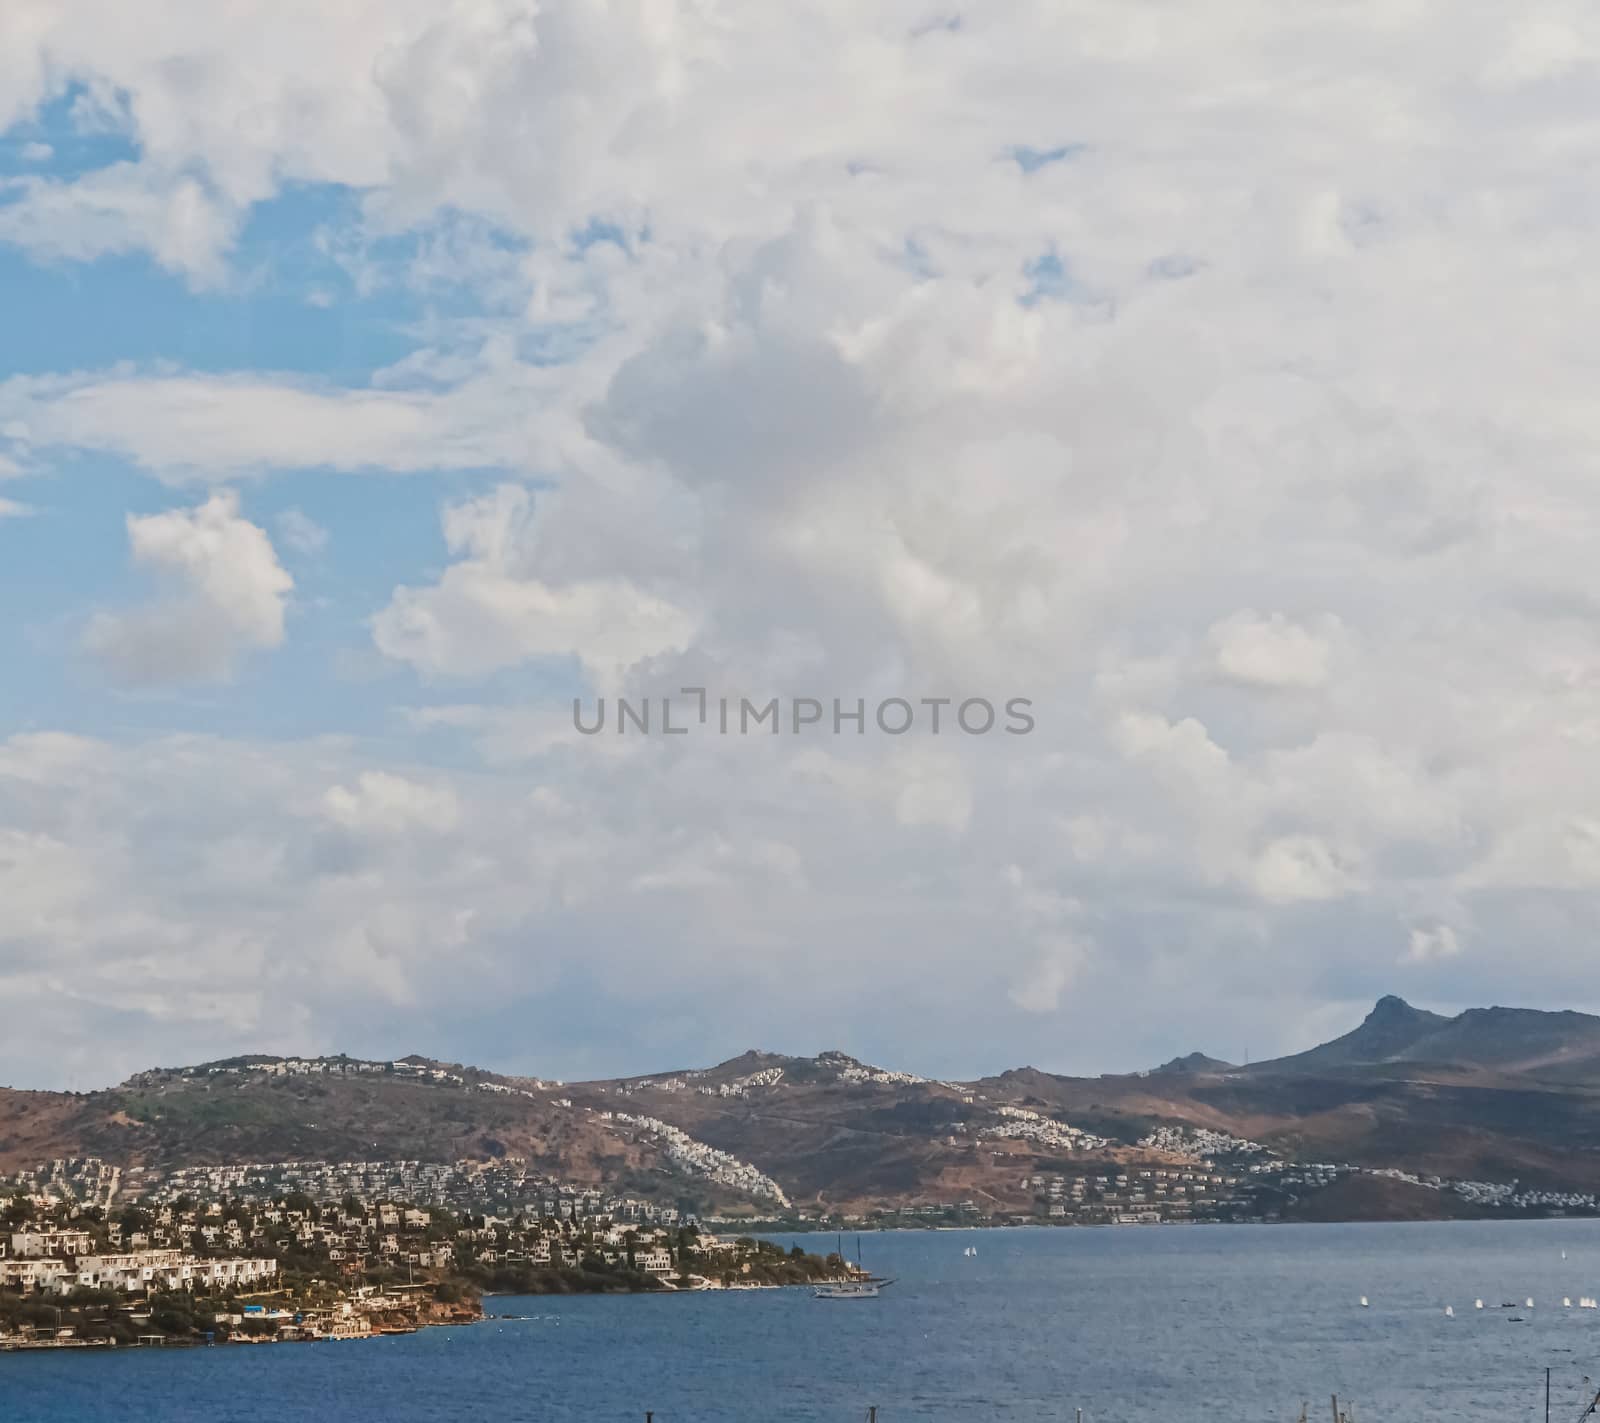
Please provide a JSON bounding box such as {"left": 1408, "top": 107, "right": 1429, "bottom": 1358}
{"left": 9, "top": 989, "right": 1595, "bottom": 1094}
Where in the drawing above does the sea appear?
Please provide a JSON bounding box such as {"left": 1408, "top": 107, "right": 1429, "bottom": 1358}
{"left": 5, "top": 1221, "right": 1600, "bottom": 1422}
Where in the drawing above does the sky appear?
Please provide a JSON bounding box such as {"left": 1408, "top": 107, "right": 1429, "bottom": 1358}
{"left": 4, "top": 1, "right": 1600, "bottom": 1090}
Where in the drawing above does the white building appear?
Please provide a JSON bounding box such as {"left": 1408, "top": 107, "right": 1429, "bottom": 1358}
{"left": 10, "top": 1230, "right": 95, "bottom": 1259}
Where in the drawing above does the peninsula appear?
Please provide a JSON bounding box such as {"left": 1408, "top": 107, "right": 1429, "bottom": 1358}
{"left": 0, "top": 1192, "right": 849, "bottom": 1350}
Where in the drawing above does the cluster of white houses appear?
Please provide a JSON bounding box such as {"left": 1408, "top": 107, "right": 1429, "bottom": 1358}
{"left": 981, "top": 1105, "right": 1112, "bottom": 1153}
{"left": 0, "top": 1230, "right": 277, "bottom": 1296}
{"left": 0, "top": 1193, "right": 769, "bottom": 1306}
{"left": 0, "top": 1154, "right": 688, "bottom": 1227}
{"left": 0, "top": 1159, "right": 124, "bottom": 1211}
{"left": 1025, "top": 1166, "right": 1250, "bottom": 1223}
{"left": 607, "top": 1113, "right": 791, "bottom": 1206}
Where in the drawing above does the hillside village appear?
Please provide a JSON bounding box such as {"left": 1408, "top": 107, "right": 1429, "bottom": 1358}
{"left": 10, "top": 1003, "right": 1600, "bottom": 1238}
{"left": 0, "top": 1186, "right": 848, "bottom": 1351}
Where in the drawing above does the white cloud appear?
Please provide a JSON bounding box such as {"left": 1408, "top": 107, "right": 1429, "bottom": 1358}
{"left": 1250, "top": 835, "right": 1360, "bottom": 905}
{"left": 892, "top": 751, "right": 973, "bottom": 833}
{"left": 0, "top": 365, "right": 552, "bottom": 481}
{"left": 1405, "top": 924, "right": 1463, "bottom": 964}
{"left": 83, "top": 492, "right": 293, "bottom": 686}
{"left": 0, "top": 166, "right": 239, "bottom": 287}
{"left": 9, "top": 0, "right": 1600, "bottom": 1079}
{"left": 1209, "top": 611, "right": 1339, "bottom": 691}
{"left": 0, "top": 728, "right": 1116, "bottom": 1083}
{"left": 275, "top": 508, "right": 329, "bottom": 557}
{"left": 1008, "top": 936, "right": 1089, "bottom": 1014}
{"left": 372, "top": 483, "right": 696, "bottom": 685}
{"left": 322, "top": 771, "right": 460, "bottom": 836}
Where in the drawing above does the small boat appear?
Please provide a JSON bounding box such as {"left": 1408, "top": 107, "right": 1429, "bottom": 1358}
{"left": 1445, "top": 1306, "right": 1454, "bottom": 1317}
{"left": 815, "top": 1235, "right": 895, "bottom": 1300}
{"left": 814, "top": 1280, "right": 893, "bottom": 1300}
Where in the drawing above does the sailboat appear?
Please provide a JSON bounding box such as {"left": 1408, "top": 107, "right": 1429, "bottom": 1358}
{"left": 814, "top": 1234, "right": 896, "bottom": 1299}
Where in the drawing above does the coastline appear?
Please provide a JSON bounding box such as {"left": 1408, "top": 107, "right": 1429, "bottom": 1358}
{"left": 0, "top": 1300, "right": 483, "bottom": 1353}
{"left": 1, "top": 1213, "right": 852, "bottom": 1356}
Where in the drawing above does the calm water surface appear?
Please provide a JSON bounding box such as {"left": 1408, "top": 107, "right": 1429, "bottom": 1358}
{"left": 6, "top": 1222, "right": 1600, "bottom": 1422}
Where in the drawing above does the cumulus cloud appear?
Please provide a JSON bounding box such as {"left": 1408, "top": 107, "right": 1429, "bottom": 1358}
{"left": 322, "top": 771, "right": 460, "bottom": 837}
{"left": 0, "top": 727, "right": 1124, "bottom": 1084}
{"left": 83, "top": 492, "right": 292, "bottom": 686}
{"left": 372, "top": 484, "right": 696, "bottom": 685}
{"left": 7, "top": 0, "right": 1600, "bottom": 1080}
{"left": 1209, "top": 611, "right": 1339, "bottom": 691}
{"left": 1250, "top": 835, "right": 1360, "bottom": 905}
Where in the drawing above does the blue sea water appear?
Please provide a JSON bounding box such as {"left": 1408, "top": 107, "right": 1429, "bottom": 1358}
{"left": 6, "top": 1222, "right": 1600, "bottom": 1422}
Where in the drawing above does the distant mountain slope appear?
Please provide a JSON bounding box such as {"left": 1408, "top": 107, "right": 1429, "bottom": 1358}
{"left": 1392, "top": 1006, "right": 1600, "bottom": 1072}
{"left": 1248, "top": 996, "right": 1600, "bottom": 1077}
{"left": 1151, "top": 1052, "right": 1235, "bottom": 1075}
{"left": 0, "top": 1050, "right": 1106, "bottom": 1216}
{"left": 10, "top": 997, "right": 1600, "bottom": 1213}
{"left": 0, "top": 1061, "right": 671, "bottom": 1193}
{"left": 1248, "top": 995, "right": 1451, "bottom": 1073}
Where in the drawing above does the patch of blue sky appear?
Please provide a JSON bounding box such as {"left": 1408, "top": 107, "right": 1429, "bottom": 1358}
{"left": 0, "top": 139, "right": 601, "bottom": 749}
{"left": 0, "top": 456, "right": 577, "bottom": 752}
{"left": 0, "top": 187, "right": 416, "bottom": 381}
{"left": 1019, "top": 249, "right": 1116, "bottom": 318}
{"left": 899, "top": 234, "right": 941, "bottom": 280}
{"left": 0, "top": 183, "right": 547, "bottom": 382}
{"left": 350, "top": 206, "right": 532, "bottom": 318}
{"left": 0, "top": 456, "right": 185, "bottom": 734}
{"left": 1021, "top": 250, "right": 1070, "bottom": 305}
{"left": 0, "top": 242, "right": 423, "bottom": 381}
{"left": 1008, "top": 143, "right": 1084, "bottom": 174}
{"left": 567, "top": 216, "right": 643, "bottom": 254}
{"left": 0, "top": 83, "right": 140, "bottom": 181}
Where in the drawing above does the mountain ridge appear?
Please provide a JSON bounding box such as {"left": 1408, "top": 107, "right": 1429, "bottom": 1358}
{"left": 24, "top": 993, "right": 1598, "bottom": 1097}
{"left": 9, "top": 997, "right": 1600, "bottom": 1219}
{"left": 1243, "top": 995, "right": 1600, "bottom": 1077}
